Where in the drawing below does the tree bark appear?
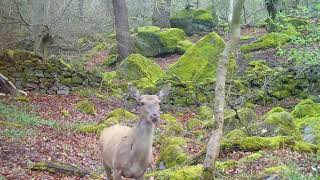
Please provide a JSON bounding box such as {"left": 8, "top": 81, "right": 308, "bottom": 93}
{"left": 152, "top": 0, "right": 171, "bottom": 28}
{"left": 0, "top": 73, "right": 27, "bottom": 96}
{"left": 78, "top": 0, "right": 85, "bottom": 18}
{"left": 112, "top": 0, "right": 132, "bottom": 60}
{"left": 201, "top": 0, "right": 245, "bottom": 179}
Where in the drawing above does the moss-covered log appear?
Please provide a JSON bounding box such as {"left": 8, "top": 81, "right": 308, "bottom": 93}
{"left": 31, "top": 161, "right": 92, "bottom": 177}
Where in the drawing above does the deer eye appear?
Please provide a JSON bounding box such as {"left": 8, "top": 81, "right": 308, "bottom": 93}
{"left": 141, "top": 102, "right": 145, "bottom": 106}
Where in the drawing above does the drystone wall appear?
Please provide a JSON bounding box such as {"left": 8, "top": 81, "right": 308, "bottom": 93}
{"left": 0, "top": 50, "right": 102, "bottom": 95}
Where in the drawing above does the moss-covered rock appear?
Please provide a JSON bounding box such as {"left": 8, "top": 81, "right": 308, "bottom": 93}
{"left": 224, "top": 107, "right": 258, "bottom": 132}
{"left": 117, "top": 54, "right": 164, "bottom": 81}
{"left": 240, "top": 33, "right": 290, "bottom": 52}
{"left": 99, "top": 108, "right": 138, "bottom": 127}
{"left": 158, "top": 137, "right": 188, "bottom": 168}
{"left": 176, "top": 40, "right": 194, "bottom": 54}
{"left": 133, "top": 26, "right": 186, "bottom": 56}
{"left": 170, "top": 9, "right": 215, "bottom": 35}
{"left": 160, "top": 114, "right": 184, "bottom": 136}
{"left": 222, "top": 135, "right": 293, "bottom": 151}
{"left": 75, "top": 100, "right": 96, "bottom": 115}
{"left": 291, "top": 141, "right": 319, "bottom": 153}
{"left": 132, "top": 78, "right": 158, "bottom": 94}
{"left": 295, "top": 116, "right": 320, "bottom": 145}
{"left": 291, "top": 99, "right": 320, "bottom": 119}
{"left": 262, "top": 107, "right": 300, "bottom": 138}
{"left": 187, "top": 118, "right": 203, "bottom": 131}
{"left": 167, "top": 32, "right": 236, "bottom": 83}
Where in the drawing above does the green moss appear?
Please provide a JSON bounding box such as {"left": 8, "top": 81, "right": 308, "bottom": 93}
{"left": 170, "top": 9, "right": 214, "bottom": 35}
{"left": 295, "top": 116, "right": 320, "bottom": 145}
{"left": 117, "top": 54, "right": 164, "bottom": 81}
{"left": 103, "top": 71, "right": 117, "bottom": 82}
{"left": 77, "top": 123, "right": 106, "bottom": 134}
{"left": 176, "top": 40, "right": 193, "bottom": 54}
{"left": 167, "top": 32, "right": 235, "bottom": 83}
{"left": 132, "top": 78, "right": 157, "bottom": 94}
{"left": 240, "top": 35, "right": 253, "bottom": 41}
{"left": 61, "top": 109, "right": 71, "bottom": 118}
{"left": 59, "top": 59, "right": 72, "bottom": 70}
{"left": 146, "top": 165, "right": 202, "bottom": 180}
{"left": 0, "top": 120, "right": 23, "bottom": 128}
{"left": 240, "top": 152, "right": 263, "bottom": 162}
{"left": 15, "top": 95, "right": 30, "bottom": 103}
{"left": 224, "top": 108, "right": 257, "bottom": 132}
{"left": 133, "top": 26, "right": 186, "bottom": 56}
{"left": 262, "top": 165, "right": 288, "bottom": 175}
{"left": 292, "top": 141, "right": 319, "bottom": 153}
{"left": 100, "top": 108, "right": 138, "bottom": 127}
{"left": 222, "top": 135, "right": 292, "bottom": 151}
{"left": 240, "top": 33, "right": 290, "bottom": 53}
{"left": 60, "top": 78, "right": 72, "bottom": 85}
{"left": 263, "top": 107, "right": 300, "bottom": 137}
{"left": 187, "top": 118, "right": 203, "bottom": 131}
{"left": 197, "top": 106, "right": 213, "bottom": 121}
{"left": 158, "top": 137, "right": 188, "bottom": 168}
{"left": 291, "top": 99, "right": 320, "bottom": 119}
{"left": 160, "top": 114, "right": 183, "bottom": 136}
{"left": 75, "top": 100, "right": 96, "bottom": 115}
{"left": 224, "top": 129, "right": 248, "bottom": 140}
{"left": 216, "top": 160, "right": 238, "bottom": 171}
{"left": 103, "top": 54, "right": 118, "bottom": 67}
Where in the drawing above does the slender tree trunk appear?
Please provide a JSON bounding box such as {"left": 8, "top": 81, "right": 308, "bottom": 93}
{"left": 152, "top": 0, "right": 171, "bottom": 28}
{"left": 112, "top": 0, "right": 132, "bottom": 60}
{"left": 78, "top": 0, "right": 85, "bottom": 18}
{"left": 228, "top": 0, "right": 234, "bottom": 22}
{"left": 201, "top": 0, "right": 245, "bottom": 179}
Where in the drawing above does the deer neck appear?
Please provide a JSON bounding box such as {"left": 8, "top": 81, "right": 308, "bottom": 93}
{"left": 130, "top": 119, "right": 154, "bottom": 161}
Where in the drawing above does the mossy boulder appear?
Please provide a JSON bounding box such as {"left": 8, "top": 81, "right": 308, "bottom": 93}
{"left": 99, "top": 108, "right": 138, "bottom": 127}
{"left": 176, "top": 40, "right": 193, "bottom": 54}
{"left": 222, "top": 134, "right": 293, "bottom": 151}
{"left": 117, "top": 54, "right": 164, "bottom": 81}
{"left": 75, "top": 100, "right": 96, "bottom": 115}
{"left": 224, "top": 108, "right": 258, "bottom": 132}
{"left": 167, "top": 32, "right": 236, "bottom": 83}
{"left": 160, "top": 114, "right": 183, "bottom": 136}
{"left": 133, "top": 26, "right": 186, "bottom": 56}
{"left": 146, "top": 165, "right": 202, "bottom": 180}
{"left": 291, "top": 99, "right": 320, "bottom": 119}
{"left": 158, "top": 137, "right": 188, "bottom": 168}
{"left": 170, "top": 9, "right": 215, "bottom": 35}
{"left": 295, "top": 116, "right": 320, "bottom": 145}
{"left": 240, "top": 33, "right": 290, "bottom": 52}
{"left": 262, "top": 107, "right": 301, "bottom": 138}
{"left": 187, "top": 118, "right": 203, "bottom": 131}
{"left": 132, "top": 78, "right": 158, "bottom": 94}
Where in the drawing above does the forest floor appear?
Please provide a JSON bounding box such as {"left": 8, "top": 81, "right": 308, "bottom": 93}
{"left": 0, "top": 27, "right": 318, "bottom": 179}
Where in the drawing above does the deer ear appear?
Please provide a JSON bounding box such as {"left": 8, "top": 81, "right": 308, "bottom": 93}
{"left": 158, "top": 84, "right": 171, "bottom": 100}
{"left": 128, "top": 84, "right": 141, "bottom": 101}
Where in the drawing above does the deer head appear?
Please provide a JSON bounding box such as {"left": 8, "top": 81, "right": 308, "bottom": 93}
{"left": 129, "top": 84, "right": 171, "bottom": 124}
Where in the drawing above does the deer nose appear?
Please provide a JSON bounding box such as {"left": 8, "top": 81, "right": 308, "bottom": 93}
{"left": 151, "top": 114, "right": 160, "bottom": 123}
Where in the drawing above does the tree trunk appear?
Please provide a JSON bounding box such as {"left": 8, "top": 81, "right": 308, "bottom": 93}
{"left": 78, "top": 0, "right": 85, "bottom": 17}
{"left": 31, "top": 0, "right": 52, "bottom": 58}
{"left": 152, "top": 0, "right": 172, "bottom": 28}
{"left": 112, "top": 0, "right": 132, "bottom": 60}
{"left": 265, "top": 0, "right": 279, "bottom": 20}
{"left": 201, "top": 0, "right": 245, "bottom": 179}
{"left": 0, "top": 73, "right": 27, "bottom": 96}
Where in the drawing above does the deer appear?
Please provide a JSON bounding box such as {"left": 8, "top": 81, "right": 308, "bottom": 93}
{"left": 99, "top": 85, "right": 171, "bottom": 180}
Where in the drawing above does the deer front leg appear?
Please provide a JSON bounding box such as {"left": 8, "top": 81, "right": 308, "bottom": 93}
{"left": 112, "top": 169, "right": 122, "bottom": 180}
